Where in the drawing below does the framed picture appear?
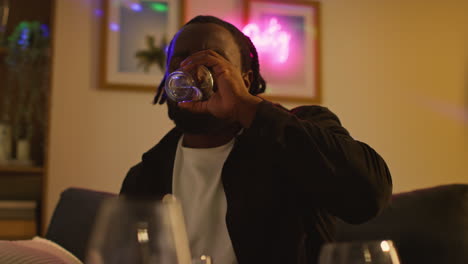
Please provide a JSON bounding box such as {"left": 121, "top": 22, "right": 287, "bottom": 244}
{"left": 100, "top": 0, "right": 184, "bottom": 91}
{"left": 243, "top": 0, "right": 321, "bottom": 103}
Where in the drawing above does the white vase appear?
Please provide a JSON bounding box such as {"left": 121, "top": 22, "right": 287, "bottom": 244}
{"left": 0, "top": 123, "right": 12, "bottom": 163}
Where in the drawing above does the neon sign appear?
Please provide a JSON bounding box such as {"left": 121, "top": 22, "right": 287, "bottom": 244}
{"left": 242, "top": 18, "right": 291, "bottom": 63}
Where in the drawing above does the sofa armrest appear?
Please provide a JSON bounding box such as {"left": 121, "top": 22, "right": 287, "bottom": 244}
{"left": 45, "top": 188, "right": 116, "bottom": 261}
{"left": 335, "top": 184, "right": 468, "bottom": 264}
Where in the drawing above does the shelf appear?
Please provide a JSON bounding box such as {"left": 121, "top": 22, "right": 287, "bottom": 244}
{"left": 0, "top": 166, "right": 44, "bottom": 174}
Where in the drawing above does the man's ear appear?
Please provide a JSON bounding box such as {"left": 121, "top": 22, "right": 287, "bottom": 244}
{"left": 242, "top": 70, "right": 254, "bottom": 91}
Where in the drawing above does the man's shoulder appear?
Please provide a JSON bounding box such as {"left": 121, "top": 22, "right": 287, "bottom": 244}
{"left": 127, "top": 162, "right": 143, "bottom": 177}
{"left": 120, "top": 162, "right": 142, "bottom": 195}
{"left": 142, "top": 127, "right": 182, "bottom": 159}
{"left": 271, "top": 103, "right": 341, "bottom": 124}
{"left": 121, "top": 127, "right": 181, "bottom": 195}
{"left": 290, "top": 104, "right": 333, "bottom": 116}
{"left": 264, "top": 101, "right": 330, "bottom": 114}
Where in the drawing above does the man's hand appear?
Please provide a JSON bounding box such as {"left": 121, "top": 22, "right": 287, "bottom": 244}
{"left": 177, "top": 50, "right": 262, "bottom": 128}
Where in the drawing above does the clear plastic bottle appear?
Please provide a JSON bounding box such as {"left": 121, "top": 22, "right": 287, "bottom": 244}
{"left": 164, "top": 65, "right": 214, "bottom": 102}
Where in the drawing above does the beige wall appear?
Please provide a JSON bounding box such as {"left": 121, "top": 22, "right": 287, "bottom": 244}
{"left": 45, "top": 0, "right": 468, "bottom": 228}
{"left": 319, "top": 0, "right": 468, "bottom": 191}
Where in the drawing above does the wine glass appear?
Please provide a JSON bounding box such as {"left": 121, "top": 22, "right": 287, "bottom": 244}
{"left": 318, "top": 240, "right": 401, "bottom": 264}
{"left": 85, "top": 195, "right": 210, "bottom": 264}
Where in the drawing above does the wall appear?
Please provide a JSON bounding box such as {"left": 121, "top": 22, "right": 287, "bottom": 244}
{"left": 319, "top": 0, "right": 468, "bottom": 191}
{"left": 45, "top": 0, "right": 468, "bottom": 229}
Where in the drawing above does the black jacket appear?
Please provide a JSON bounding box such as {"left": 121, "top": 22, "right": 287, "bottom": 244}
{"left": 120, "top": 100, "right": 393, "bottom": 264}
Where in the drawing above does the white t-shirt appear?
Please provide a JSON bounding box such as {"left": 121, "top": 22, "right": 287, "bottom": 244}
{"left": 172, "top": 136, "right": 238, "bottom": 264}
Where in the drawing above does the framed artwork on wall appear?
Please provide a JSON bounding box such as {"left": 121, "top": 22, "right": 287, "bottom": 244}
{"left": 243, "top": 0, "right": 321, "bottom": 103}
{"left": 100, "top": 0, "right": 184, "bottom": 91}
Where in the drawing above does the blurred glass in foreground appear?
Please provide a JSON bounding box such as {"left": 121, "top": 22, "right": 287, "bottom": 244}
{"left": 318, "top": 240, "right": 401, "bottom": 264}
{"left": 86, "top": 195, "right": 210, "bottom": 264}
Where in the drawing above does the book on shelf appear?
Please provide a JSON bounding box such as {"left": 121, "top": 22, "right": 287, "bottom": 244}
{"left": 0, "top": 200, "right": 37, "bottom": 239}
{"left": 0, "top": 219, "right": 37, "bottom": 240}
{"left": 0, "top": 200, "right": 36, "bottom": 219}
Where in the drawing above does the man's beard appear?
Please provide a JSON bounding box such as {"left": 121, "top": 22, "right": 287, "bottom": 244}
{"left": 166, "top": 101, "right": 231, "bottom": 134}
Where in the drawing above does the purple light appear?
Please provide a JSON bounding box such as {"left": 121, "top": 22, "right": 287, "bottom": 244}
{"left": 18, "top": 28, "right": 30, "bottom": 48}
{"left": 40, "top": 24, "right": 50, "bottom": 38}
{"left": 243, "top": 18, "right": 291, "bottom": 63}
{"left": 110, "top": 23, "right": 120, "bottom": 32}
{"left": 94, "top": 9, "right": 104, "bottom": 17}
{"left": 130, "top": 3, "right": 143, "bottom": 12}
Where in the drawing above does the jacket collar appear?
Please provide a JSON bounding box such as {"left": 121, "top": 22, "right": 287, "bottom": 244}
{"left": 139, "top": 126, "right": 247, "bottom": 197}
{"left": 141, "top": 127, "right": 182, "bottom": 196}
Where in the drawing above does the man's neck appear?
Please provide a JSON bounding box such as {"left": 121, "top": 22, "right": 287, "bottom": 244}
{"left": 182, "top": 127, "right": 240, "bottom": 148}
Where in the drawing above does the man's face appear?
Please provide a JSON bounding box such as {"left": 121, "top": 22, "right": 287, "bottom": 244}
{"left": 165, "top": 23, "right": 243, "bottom": 134}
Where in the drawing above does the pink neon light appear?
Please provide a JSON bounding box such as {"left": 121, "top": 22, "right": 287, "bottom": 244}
{"left": 242, "top": 18, "right": 291, "bottom": 63}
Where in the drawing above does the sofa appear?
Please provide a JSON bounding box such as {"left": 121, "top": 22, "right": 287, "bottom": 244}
{"left": 45, "top": 188, "right": 115, "bottom": 262}
{"left": 45, "top": 184, "right": 468, "bottom": 263}
{"left": 335, "top": 184, "right": 468, "bottom": 264}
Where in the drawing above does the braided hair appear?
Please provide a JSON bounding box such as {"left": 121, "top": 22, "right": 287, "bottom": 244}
{"left": 153, "top": 15, "right": 266, "bottom": 104}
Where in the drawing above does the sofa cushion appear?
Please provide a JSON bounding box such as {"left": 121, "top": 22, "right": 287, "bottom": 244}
{"left": 335, "top": 184, "right": 468, "bottom": 264}
{"left": 45, "top": 188, "right": 116, "bottom": 262}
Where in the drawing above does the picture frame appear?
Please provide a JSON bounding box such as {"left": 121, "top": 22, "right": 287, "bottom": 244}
{"left": 243, "top": 0, "right": 321, "bottom": 103}
{"left": 100, "top": 0, "right": 184, "bottom": 91}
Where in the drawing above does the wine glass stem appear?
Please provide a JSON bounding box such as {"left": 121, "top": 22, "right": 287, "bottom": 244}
{"left": 139, "top": 242, "right": 150, "bottom": 264}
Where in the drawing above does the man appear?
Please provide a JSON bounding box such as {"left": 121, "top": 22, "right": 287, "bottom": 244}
{"left": 121, "top": 15, "right": 392, "bottom": 264}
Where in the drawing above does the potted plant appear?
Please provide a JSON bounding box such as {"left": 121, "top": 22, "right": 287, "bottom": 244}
{"left": 2, "top": 21, "right": 50, "bottom": 166}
